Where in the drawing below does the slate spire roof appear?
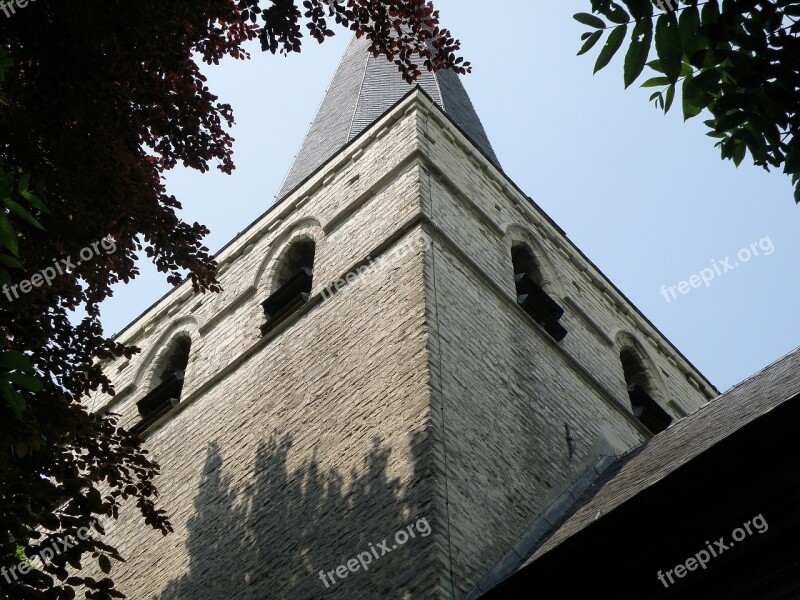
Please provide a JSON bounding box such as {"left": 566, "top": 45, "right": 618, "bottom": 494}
{"left": 273, "top": 34, "right": 500, "bottom": 203}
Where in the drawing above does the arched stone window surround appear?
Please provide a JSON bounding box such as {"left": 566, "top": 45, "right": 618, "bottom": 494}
{"left": 613, "top": 330, "right": 675, "bottom": 435}
{"left": 252, "top": 218, "right": 323, "bottom": 298}
{"left": 613, "top": 331, "right": 671, "bottom": 405}
{"left": 504, "top": 224, "right": 564, "bottom": 298}
{"left": 133, "top": 318, "right": 200, "bottom": 395}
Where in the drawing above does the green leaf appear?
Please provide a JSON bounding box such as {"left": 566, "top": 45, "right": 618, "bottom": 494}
{"left": 5, "top": 200, "right": 45, "bottom": 231}
{"left": 0, "top": 254, "right": 22, "bottom": 269}
{"left": 7, "top": 372, "right": 43, "bottom": 392}
{"left": 0, "top": 350, "right": 32, "bottom": 371}
{"left": 1, "top": 380, "right": 27, "bottom": 418}
{"left": 741, "top": 125, "right": 767, "bottom": 159}
{"left": 17, "top": 174, "right": 30, "bottom": 194}
{"left": 646, "top": 60, "right": 691, "bottom": 77}
{"left": 641, "top": 76, "right": 672, "bottom": 87}
{"left": 650, "top": 91, "right": 665, "bottom": 109}
{"left": 0, "top": 213, "right": 18, "bottom": 255}
{"left": 719, "top": 138, "right": 735, "bottom": 160}
{"left": 714, "top": 110, "right": 749, "bottom": 132}
{"left": 21, "top": 191, "right": 50, "bottom": 214}
{"left": 577, "top": 31, "right": 603, "bottom": 56}
{"left": 574, "top": 13, "right": 607, "bottom": 29}
{"left": 664, "top": 83, "right": 676, "bottom": 113}
{"left": 624, "top": 18, "right": 653, "bottom": 88}
{"left": 594, "top": 25, "right": 628, "bottom": 74}
{"left": 655, "top": 13, "right": 682, "bottom": 83}
{"left": 678, "top": 5, "right": 701, "bottom": 48}
{"left": 691, "top": 68, "right": 721, "bottom": 94}
{"left": 681, "top": 69, "right": 718, "bottom": 121}
{"left": 687, "top": 48, "right": 709, "bottom": 70}
{"left": 621, "top": 0, "right": 653, "bottom": 20}
{"left": 682, "top": 75, "right": 703, "bottom": 120}
{"left": 701, "top": 0, "right": 720, "bottom": 26}
{"left": 784, "top": 150, "right": 800, "bottom": 175}
{"left": 732, "top": 140, "right": 746, "bottom": 167}
{"left": 0, "top": 171, "right": 12, "bottom": 201}
{"left": 607, "top": 5, "right": 630, "bottom": 24}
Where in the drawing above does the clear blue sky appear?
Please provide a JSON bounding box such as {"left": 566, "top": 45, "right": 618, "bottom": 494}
{"left": 98, "top": 0, "right": 799, "bottom": 392}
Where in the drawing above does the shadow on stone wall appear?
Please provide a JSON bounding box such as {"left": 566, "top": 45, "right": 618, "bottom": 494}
{"left": 156, "top": 431, "right": 432, "bottom": 599}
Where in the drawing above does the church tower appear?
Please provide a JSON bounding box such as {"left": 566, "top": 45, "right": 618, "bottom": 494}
{"left": 88, "top": 35, "right": 716, "bottom": 599}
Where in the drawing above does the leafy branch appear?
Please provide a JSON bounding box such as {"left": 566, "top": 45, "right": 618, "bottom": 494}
{"left": 0, "top": 50, "right": 46, "bottom": 421}
{"left": 575, "top": 0, "right": 800, "bottom": 202}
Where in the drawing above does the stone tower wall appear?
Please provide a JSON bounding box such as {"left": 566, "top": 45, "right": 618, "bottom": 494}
{"left": 87, "top": 103, "right": 449, "bottom": 599}
{"left": 85, "top": 91, "right": 715, "bottom": 599}
{"left": 413, "top": 98, "right": 715, "bottom": 597}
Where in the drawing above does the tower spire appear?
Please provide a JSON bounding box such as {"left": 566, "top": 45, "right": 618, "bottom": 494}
{"left": 273, "top": 34, "right": 500, "bottom": 203}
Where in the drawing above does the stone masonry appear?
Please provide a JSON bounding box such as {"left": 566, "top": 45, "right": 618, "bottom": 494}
{"left": 86, "top": 89, "right": 716, "bottom": 599}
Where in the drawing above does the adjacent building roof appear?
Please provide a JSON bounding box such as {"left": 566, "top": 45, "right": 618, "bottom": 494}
{"left": 479, "top": 349, "right": 800, "bottom": 598}
{"left": 273, "top": 34, "right": 500, "bottom": 203}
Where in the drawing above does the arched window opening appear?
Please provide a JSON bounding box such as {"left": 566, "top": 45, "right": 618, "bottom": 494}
{"left": 512, "top": 243, "right": 567, "bottom": 341}
{"left": 620, "top": 348, "right": 672, "bottom": 435}
{"left": 132, "top": 336, "right": 190, "bottom": 435}
{"left": 261, "top": 241, "right": 315, "bottom": 336}
{"left": 512, "top": 244, "right": 544, "bottom": 287}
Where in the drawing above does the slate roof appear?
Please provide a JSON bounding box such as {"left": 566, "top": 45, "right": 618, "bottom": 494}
{"left": 273, "top": 34, "right": 500, "bottom": 203}
{"left": 517, "top": 345, "right": 800, "bottom": 571}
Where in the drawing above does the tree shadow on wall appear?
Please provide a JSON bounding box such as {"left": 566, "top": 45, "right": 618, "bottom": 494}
{"left": 156, "top": 431, "right": 432, "bottom": 600}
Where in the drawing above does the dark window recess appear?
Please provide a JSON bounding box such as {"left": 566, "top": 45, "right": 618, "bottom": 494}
{"left": 515, "top": 272, "right": 567, "bottom": 341}
{"left": 130, "top": 370, "right": 185, "bottom": 435}
{"left": 260, "top": 266, "right": 313, "bottom": 336}
{"left": 627, "top": 382, "right": 672, "bottom": 434}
